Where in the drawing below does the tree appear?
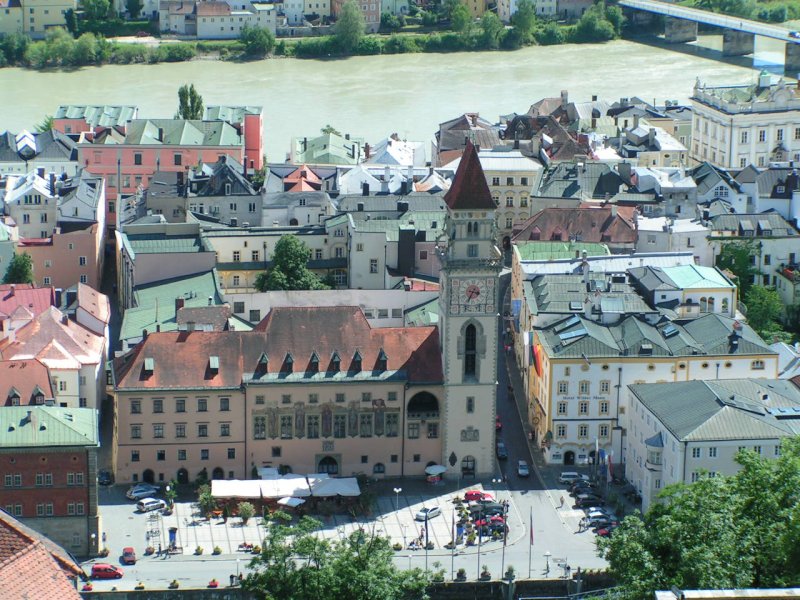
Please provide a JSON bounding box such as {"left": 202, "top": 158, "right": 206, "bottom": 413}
{"left": 65, "top": 9, "right": 79, "bottom": 35}
{"left": 255, "top": 235, "right": 330, "bottom": 292}
{"left": 81, "top": 0, "right": 112, "bottom": 23}
{"left": 238, "top": 501, "right": 255, "bottom": 525}
{"left": 744, "top": 285, "right": 785, "bottom": 337}
{"left": 321, "top": 124, "right": 341, "bottom": 136}
{"left": 165, "top": 479, "right": 178, "bottom": 507}
{"left": 72, "top": 33, "right": 99, "bottom": 65}
{"left": 716, "top": 239, "right": 759, "bottom": 297}
{"left": 35, "top": 115, "right": 54, "bottom": 133}
{"left": 240, "top": 24, "right": 276, "bottom": 56}
{"left": 125, "top": 0, "right": 143, "bottom": 18}
{"left": 572, "top": 5, "right": 616, "bottom": 43}
{"left": 3, "top": 253, "right": 34, "bottom": 284}
{"left": 245, "top": 511, "right": 430, "bottom": 600}
{"left": 1, "top": 32, "right": 31, "bottom": 64}
{"left": 511, "top": 0, "right": 537, "bottom": 40}
{"left": 450, "top": 3, "right": 471, "bottom": 32}
{"left": 479, "top": 12, "right": 504, "bottom": 49}
{"left": 176, "top": 84, "right": 204, "bottom": 120}
{"left": 197, "top": 483, "right": 217, "bottom": 515}
{"left": 334, "top": 0, "right": 366, "bottom": 53}
{"left": 599, "top": 439, "right": 800, "bottom": 598}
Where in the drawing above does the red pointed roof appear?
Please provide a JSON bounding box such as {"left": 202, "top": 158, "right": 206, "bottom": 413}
{"left": 443, "top": 141, "right": 495, "bottom": 211}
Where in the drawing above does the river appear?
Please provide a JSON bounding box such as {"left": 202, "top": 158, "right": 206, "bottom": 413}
{"left": 0, "top": 34, "right": 790, "bottom": 161}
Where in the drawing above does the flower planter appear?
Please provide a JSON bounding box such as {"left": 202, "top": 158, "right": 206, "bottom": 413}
{"left": 208, "top": 580, "right": 219, "bottom": 588}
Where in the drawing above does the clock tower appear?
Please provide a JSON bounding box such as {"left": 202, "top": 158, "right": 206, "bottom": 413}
{"left": 437, "top": 142, "right": 502, "bottom": 478}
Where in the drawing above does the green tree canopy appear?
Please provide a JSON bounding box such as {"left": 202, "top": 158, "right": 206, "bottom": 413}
{"left": 450, "top": 3, "right": 471, "bottom": 32}
{"left": 599, "top": 439, "right": 800, "bottom": 599}
{"left": 254, "top": 235, "right": 330, "bottom": 292}
{"left": 35, "top": 115, "right": 54, "bottom": 133}
{"left": 479, "top": 12, "right": 504, "bottom": 49}
{"left": 3, "top": 253, "right": 34, "bottom": 284}
{"left": 81, "top": 0, "right": 112, "bottom": 23}
{"left": 744, "top": 285, "right": 787, "bottom": 341}
{"left": 240, "top": 24, "right": 276, "bottom": 56}
{"left": 511, "top": 0, "right": 537, "bottom": 39}
{"left": 176, "top": 83, "right": 204, "bottom": 120}
{"left": 244, "top": 511, "right": 430, "bottom": 600}
{"left": 334, "top": 0, "right": 366, "bottom": 52}
{"left": 125, "top": 0, "right": 143, "bottom": 18}
{"left": 716, "top": 239, "right": 758, "bottom": 297}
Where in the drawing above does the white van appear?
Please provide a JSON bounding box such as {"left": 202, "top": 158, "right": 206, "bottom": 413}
{"left": 558, "top": 472, "right": 589, "bottom": 484}
{"left": 136, "top": 498, "right": 167, "bottom": 513}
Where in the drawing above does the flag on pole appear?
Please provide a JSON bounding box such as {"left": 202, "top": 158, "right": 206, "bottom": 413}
{"left": 529, "top": 507, "right": 534, "bottom": 545}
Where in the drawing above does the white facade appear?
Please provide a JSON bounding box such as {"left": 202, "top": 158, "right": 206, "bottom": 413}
{"left": 691, "top": 75, "right": 800, "bottom": 170}
{"left": 2, "top": 173, "right": 59, "bottom": 239}
{"left": 636, "top": 217, "right": 714, "bottom": 267}
{"left": 196, "top": 3, "right": 280, "bottom": 38}
{"left": 222, "top": 288, "right": 439, "bottom": 326}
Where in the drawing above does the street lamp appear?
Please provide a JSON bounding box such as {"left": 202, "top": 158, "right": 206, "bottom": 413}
{"left": 492, "top": 478, "right": 506, "bottom": 578}
{"left": 90, "top": 533, "right": 96, "bottom": 555}
{"left": 406, "top": 555, "right": 412, "bottom": 571}
{"left": 544, "top": 551, "right": 552, "bottom": 577}
{"left": 393, "top": 487, "right": 402, "bottom": 512}
{"left": 236, "top": 558, "right": 240, "bottom": 584}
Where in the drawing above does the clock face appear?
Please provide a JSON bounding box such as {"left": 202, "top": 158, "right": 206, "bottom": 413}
{"left": 461, "top": 279, "right": 483, "bottom": 304}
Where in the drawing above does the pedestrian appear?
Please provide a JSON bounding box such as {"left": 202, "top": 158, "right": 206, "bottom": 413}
{"left": 158, "top": 543, "right": 162, "bottom": 557}
{"left": 559, "top": 496, "right": 565, "bottom": 509}
{"left": 230, "top": 574, "right": 236, "bottom": 587}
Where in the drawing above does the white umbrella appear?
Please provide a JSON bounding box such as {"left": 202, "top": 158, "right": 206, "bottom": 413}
{"left": 277, "top": 497, "right": 306, "bottom": 507}
{"left": 425, "top": 465, "right": 447, "bottom": 476}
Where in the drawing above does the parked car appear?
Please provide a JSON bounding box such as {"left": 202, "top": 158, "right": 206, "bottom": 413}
{"left": 121, "top": 547, "right": 137, "bottom": 565}
{"left": 575, "top": 492, "right": 603, "bottom": 503}
{"left": 559, "top": 472, "right": 589, "bottom": 484}
{"left": 590, "top": 517, "right": 619, "bottom": 530}
{"left": 569, "top": 480, "right": 598, "bottom": 493}
{"left": 596, "top": 525, "right": 618, "bottom": 537}
{"left": 126, "top": 484, "right": 160, "bottom": 501}
{"left": 790, "top": 30, "right": 800, "bottom": 38}
{"left": 496, "top": 441, "right": 508, "bottom": 460}
{"left": 495, "top": 415, "right": 502, "bottom": 431}
{"left": 469, "top": 502, "right": 505, "bottom": 516}
{"left": 415, "top": 506, "right": 441, "bottom": 521}
{"left": 464, "top": 490, "right": 493, "bottom": 503}
{"left": 517, "top": 460, "right": 530, "bottom": 477}
{"left": 586, "top": 509, "right": 614, "bottom": 521}
{"left": 91, "top": 564, "right": 124, "bottom": 579}
{"left": 575, "top": 496, "right": 605, "bottom": 508}
{"left": 97, "top": 470, "right": 113, "bottom": 486}
{"left": 136, "top": 498, "right": 167, "bottom": 513}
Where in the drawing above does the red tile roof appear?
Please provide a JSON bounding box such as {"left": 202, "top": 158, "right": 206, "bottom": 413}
{"left": 114, "top": 306, "right": 442, "bottom": 389}
{"left": 512, "top": 206, "right": 637, "bottom": 244}
{"left": 0, "top": 359, "right": 54, "bottom": 406}
{"left": 0, "top": 510, "right": 83, "bottom": 600}
{"left": 196, "top": 1, "right": 230, "bottom": 15}
{"left": 76, "top": 283, "right": 110, "bottom": 325}
{"left": 443, "top": 141, "right": 495, "bottom": 211}
{"left": 0, "top": 285, "right": 55, "bottom": 321}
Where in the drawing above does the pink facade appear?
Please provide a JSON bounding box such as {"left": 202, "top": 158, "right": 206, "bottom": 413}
{"left": 78, "top": 143, "right": 245, "bottom": 226}
{"left": 52, "top": 118, "right": 94, "bottom": 135}
{"left": 243, "top": 113, "right": 264, "bottom": 171}
{"left": 19, "top": 224, "right": 103, "bottom": 291}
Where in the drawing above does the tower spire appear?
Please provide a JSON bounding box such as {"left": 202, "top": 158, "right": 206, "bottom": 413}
{"left": 444, "top": 141, "right": 495, "bottom": 211}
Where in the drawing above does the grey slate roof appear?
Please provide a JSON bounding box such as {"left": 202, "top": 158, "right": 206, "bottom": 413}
{"left": 263, "top": 190, "right": 331, "bottom": 209}
{"left": 708, "top": 212, "right": 798, "bottom": 237}
{"left": 537, "top": 162, "right": 625, "bottom": 199}
{"left": 0, "top": 129, "right": 77, "bottom": 162}
{"left": 335, "top": 192, "right": 447, "bottom": 213}
{"left": 525, "top": 274, "right": 653, "bottom": 317}
{"left": 629, "top": 379, "right": 800, "bottom": 441}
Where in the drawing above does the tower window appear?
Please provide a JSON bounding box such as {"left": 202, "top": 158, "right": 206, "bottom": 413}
{"left": 464, "top": 324, "right": 477, "bottom": 378}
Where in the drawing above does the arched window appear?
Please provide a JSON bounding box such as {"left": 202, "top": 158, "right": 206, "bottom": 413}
{"left": 708, "top": 297, "right": 715, "bottom": 312}
{"left": 467, "top": 222, "right": 473, "bottom": 235}
{"left": 699, "top": 297, "right": 708, "bottom": 312}
{"left": 464, "top": 324, "right": 477, "bottom": 377}
{"left": 373, "top": 463, "right": 385, "bottom": 474}
{"left": 721, "top": 298, "right": 729, "bottom": 314}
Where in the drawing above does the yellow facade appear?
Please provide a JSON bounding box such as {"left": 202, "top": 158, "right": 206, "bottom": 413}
{"left": 21, "top": 0, "right": 74, "bottom": 38}
{"left": 464, "top": 0, "right": 486, "bottom": 18}
{"left": 0, "top": 4, "right": 24, "bottom": 36}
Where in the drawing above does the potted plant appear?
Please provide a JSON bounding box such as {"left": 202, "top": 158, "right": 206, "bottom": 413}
{"left": 169, "top": 579, "right": 180, "bottom": 589}
{"left": 135, "top": 582, "right": 145, "bottom": 590}
{"left": 213, "top": 545, "right": 222, "bottom": 555}
{"left": 393, "top": 542, "right": 402, "bottom": 551}
{"left": 81, "top": 583, "right": 93, "bottom": 592}
{"left": 455, "top": 567, "right": 467, "bottom": 581}
{"left": 425, "top": 541, "right": 434, "bottom": 550}
{"left": 195, "top": 545, "right": 204, "bottom": 555}
{"left": 208, "top": 578, "right": 219, "bottom": 588}
{"left": 98, "top": 547, "right": 110, "bottom": 557}
{"left": 144, "top": 546, "right": 155, "bottom": 555}
{"left": 431, "top": 562, "right": 445, "bottom": 583}
{"left": 251, "top": 544, "right": 261, "bottom": 554}
{"left": 466, "top": 532, "right": 477, "bottom": 546}
{"left": 480, "top": 565, "right": 491, "bottom": 581}
{"left": 504, "top": 565, "right": 516, "bottom": 581}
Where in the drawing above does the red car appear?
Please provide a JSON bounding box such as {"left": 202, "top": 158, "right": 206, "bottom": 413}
{"left": 464, "top": 490, "right": 494, "bottom": 502}
{"left": 495, "top": 416, "right": 502, "bottom": 430}
{"left": 121, "top": 547, "right": 137, "bottom": 565}
{"left": 91, "top": 564, "right": 123, "bottom": 579}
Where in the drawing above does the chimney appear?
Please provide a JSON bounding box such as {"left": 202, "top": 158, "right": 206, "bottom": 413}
{"left": 142, "top": 329, "right": 148, "bottom": 340}
{"left": 648, "top": 128, "right": 656, "bottom": 147}
{"left": 560, "top": 90, "right": 568, "bottom": 109}
{"left": 158, "top": 127, "right": 164, "bottom": 141}
{"left": 345, "top": 133, "right": 350, "bottom": 140}
{"left": 384, "top": 165, "right": 390, "bottom": 183}
{"left": 618, "top": 161, "right": 632, "bottom": 184}
{"left": 49, "top": 172, "right": 56, "bottom": 196}
{"left": 208, "top": 296, "right": 213, "bottom": 306}
{"left": 633, "top": 115, "right": 640, "bottom": 130}
{"left": 583, "top": 296, "right": 592, "bottom": 319}
{"left": 9, "top": 284, "right": 14, "bottom": 296}
{"left": 407, "top": 164, "right": 413, "bottom": 187}
{"left": 243, "top": 156, "right": 248, "bottom": 177}
{"left": 362, "top": 182, "right": 369, "bottom": 196}
{"left": 175, "top": 297, "right": 185, "bottom": 311}
{"left": 610, "top": 204, "right": 617, "bottom": 218}
{"left": 364, "top": 143, "right": 371, "bottom": 159}
{"left": 591, "top": 94, "right": 598, "bottom": 101}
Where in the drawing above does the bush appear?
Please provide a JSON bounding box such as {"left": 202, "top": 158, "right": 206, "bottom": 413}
{"left": 238, "top": 501, "right": 255, "bottom": 524}
{"left": 355, "top": 35, "right": 383, "bottom": 55}
{"left": 157, "top": 43, "right": 196, "bottom": 62}
{"left": 570, "top": 8, "right": 616, "bottom": 43}
{"left": 195, "top": 546, "right": 204, "bottom": 555}
{"left": 240, "top": 24, "right": 275, "bottom": 56}
{"left": 383, "top": 34, "right": 420, "bottom": 53}
{"left": 213, "top": 546, "right": 222, "bottom": 555}
{"left": 421, "top": 11, "right": 438, "bottom": 26}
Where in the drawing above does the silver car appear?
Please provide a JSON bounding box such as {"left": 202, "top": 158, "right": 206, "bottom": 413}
{"left": 517, "top": 460, "right": 530, "bottom": 477}
{"left": 126, "top": 484, "right": 160, "bottom": 500}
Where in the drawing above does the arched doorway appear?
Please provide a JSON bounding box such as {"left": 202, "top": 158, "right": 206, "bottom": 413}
{"left": 588, "top": 450, "right": 596, "bottom": 465}
{"left": 212, "top": 467, "right": 224, "bottom": 480}
{"left": 461, "top": 455, "right": 476, "bottom": 477}
{"left": 564, "top": 451, "right": 575, "bottom": 466}
{"left": 143, "top": 469, "right": 155, "bottom": 483}
{"left": 318, "top": 456, "right": 339, "bottom": 475}
{"left": 289, "top": 218, "right": 299, "bottom": 226}
{"left": 176, "top": 468, "right": 189, "bottom": 485}
{"left": 502, "top": 236, "right": 511, "bottom": 250}
{"left": 407, "top": 392, "right": 439, "bottom": 419}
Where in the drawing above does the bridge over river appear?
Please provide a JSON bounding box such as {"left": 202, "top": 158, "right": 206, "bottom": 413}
{"left": 619, "top": 0, "right": 800, "bottom": 72}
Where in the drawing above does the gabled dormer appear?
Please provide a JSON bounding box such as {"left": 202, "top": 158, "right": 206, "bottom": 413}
{"left": 351, "top": 350, "right": 362, "bottom": 373}
{"left": 376, "top": 348, "right": 388, "bottom": 372}
{"left": 282, "top": 353, "right": 294, "bottom": 375}
{"left": 330, "top": 351, "right": 341, "bottom": 373}
{"left": 309, "top": 351, "right": 320, "bottom": 374}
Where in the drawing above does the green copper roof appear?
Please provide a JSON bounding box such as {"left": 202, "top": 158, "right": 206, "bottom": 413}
{"left": 124, "top": 233, "right": 205, "bottom": 255}
{"left": 515, "top": 241, "right": 610, "bottom": 261}
{"left": 659, "top": 265, "right": 735, "bottom": 289}
{"left": 405, "top": 298, "right": 439, "bottom": 327}
{"left": 0, "top": 407, "right": 98, "bottom": 447}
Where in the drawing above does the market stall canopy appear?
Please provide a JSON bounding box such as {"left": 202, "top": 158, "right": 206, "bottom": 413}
{"left": 277, "top": 497, "right": 306, "bottom": 507}
{"left": 211, "top": 474, "right": 360, "bottom": 499}
{"left": 211, "top": 479, "right": 264, "bottom": 499}
{"left": 309, "top": 477, "right": 361, "bottom": 497}
{"left": 425, "top": 465, "right": 447, "bottom": 476}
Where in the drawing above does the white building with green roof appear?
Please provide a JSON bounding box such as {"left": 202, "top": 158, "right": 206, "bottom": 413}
{"left": 627, "top": 379, "right": 800, "bottom": 511}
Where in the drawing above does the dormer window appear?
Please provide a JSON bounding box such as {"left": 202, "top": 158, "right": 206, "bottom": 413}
{"left": 143, "top": 357, "right": 154, "bottom": 376}
{"left": 309, "top": 352, "right": 320, "bottom": 373}
{"left": 283, "top": 353, "right": 294, "bottom": 374}
{"left": 377, "top": 349, "right": 388, "bottom": 372}
{"left": 256, "top": 353, "right": 268, "bottom": 373}
{"left": 330, "top": 351, "right": 340, "bottom": 373}
{"left": 352, "top": 350, "right": 362, "bottom": 373}
{"left": 209, "top": 356, "right": 219, "bottom": 375}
